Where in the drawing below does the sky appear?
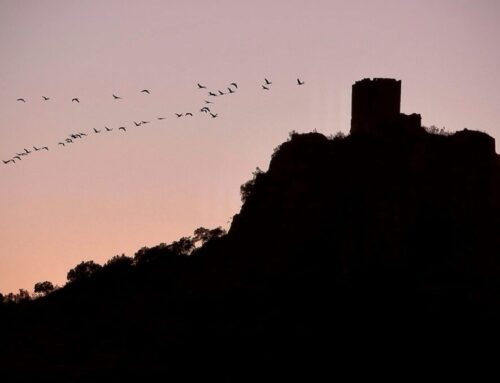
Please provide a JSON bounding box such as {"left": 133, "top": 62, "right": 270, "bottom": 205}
{"left": 1, "top": 0, "right": 500, "bottom": 294}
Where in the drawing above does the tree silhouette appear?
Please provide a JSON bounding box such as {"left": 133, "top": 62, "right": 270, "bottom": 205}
{"left": 193, "top": 227, "right": 226, "bottom": 245}
{"left": 168, "top": 236, "right": 195, "bottom": 255}
{"left": 34, "top": 281, "right": 54, "bottom": 296}
{"left": 16, "top": 289, "right": 31, "bottom": 302}
{"left": 240, "top": 167, "right": 264, "bottom": 203}
{"left": 105, "top": 254, "right": 134, "bottom": 268}
{"left": 67, "top": 261, "right": 102, "bottom": 283}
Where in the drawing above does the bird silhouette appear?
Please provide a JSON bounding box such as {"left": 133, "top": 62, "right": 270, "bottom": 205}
{"left": 185, "top": 113, "right": 193, "bottom": 117}
{"left": 157, "top": 117, "right": 166, "bottom": 120}
{"left": 297, "top": 78, "right": 304, "bottom": 85}
{"left": 42, "top": 96, "right": 50, "bottom": 101}
{"left": 141, "top": 89, "right": 150, "bottom": 94}
{"left": 119, "top": 127, "right": 127, "bottom": 132}
{"left": 208, "top": 92, "right": 217, "bottom": 97}
{"left": 113, "top": 94, "right": 122, "bottom": 100}
{"left": 42, "top": 147, "right": 49, "bottom": 151}
{"left": 218, "top": 90, "right": 225, "bottom": 96}
{"left": 17, "top": 98, "right": 26, "bottom": 102}
{"left": 197, "top": 83, "right": 206, "bottom": 89}
{"left": 141, "top": 121, "right": 150, "bottom": 124}
{"left": 3, "top": 159, "right": 14, "bottom": 164}
{"left": 264, "top": 78, "right": 272, "bottom": 85}
{"left": 200, "top": 107, "right": 209, "bottom": 113}
{"left": 72, "top": 98, "right": 79, "bottom": 103}
{"left": 105, "top": 126, "right": 113, "bottom": 131}
{"left": 24, "top": 148, "right": 31, "bottom": 154}
{"left": 210, "top": 113, "right": 218, "bottom": 118}
{"left": 93, "top": 128, "right": 101, "bottom": 133}
{"left": 230, "top": 82, "right": 238, "bottom": 89}
{"left": 175, "top": 113, "right": 183, "bottom": 118}
{"left": 58, "top": 142, "right": 65, "bottom": 146}
{"left": 262, "top": 85, "right": 270, "bottom": 90}
{"left": 65, "top": 139, "right": 73, "bottom": 143}
{"left": 134, "top": 121, "right": 142, "bottom": 127}
{"left": 33, "top": 146, "right": 40, "bottom": 151}
{"left": 227, "top": 87, "right": 235, "bottom": 94}
{"left": 13, "top": 156, "right": 21, "bottom": 161}
{"left": 204, "top": 100, "right": 213, "bottom": 104}
{"left": 79, "top": 132, "right": 87, "bottom": 136}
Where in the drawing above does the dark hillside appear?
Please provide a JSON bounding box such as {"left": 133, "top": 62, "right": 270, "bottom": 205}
{"left": 1, "top": 127, "right": 500, "bottom": 380}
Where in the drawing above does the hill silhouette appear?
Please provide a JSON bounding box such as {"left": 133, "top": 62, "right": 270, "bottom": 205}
{"left": 2, "top": 85, "right": 500, "bottom": 379}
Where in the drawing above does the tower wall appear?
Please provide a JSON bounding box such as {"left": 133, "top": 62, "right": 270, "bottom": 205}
{"left": 351, "top": 78, "right": 402, "bottom": 134}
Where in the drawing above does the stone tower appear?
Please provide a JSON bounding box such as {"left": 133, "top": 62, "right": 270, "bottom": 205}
{"left": 350, "top": 78, "right": 403, "bottom": 135}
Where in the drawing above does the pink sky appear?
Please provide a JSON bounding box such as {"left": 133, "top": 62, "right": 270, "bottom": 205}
{"left": 1, "top": 0, "right": 500, "bottom": 293}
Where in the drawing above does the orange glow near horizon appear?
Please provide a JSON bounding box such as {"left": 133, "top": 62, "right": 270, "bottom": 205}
{"left": 1, "top": 0, "right": 500, "bottom": 293}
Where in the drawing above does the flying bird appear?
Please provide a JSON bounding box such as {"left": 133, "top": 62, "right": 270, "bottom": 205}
{"left": 197, "top": 83, "right": 206, "bottom": 89}
{"left": 33, "top": 146, "right": 40, "bottom": 151}
{"left": 13, "top": 156, "right": 21, "bottom": 161}
{"left": 210, "top": 113, "right": 218, "bottom": 118}
{"left": 208, "top": 92, "right": 217, "bottom": 97}
{"left": 227, "top": 87, "right": 235, "bottom": 94}
{"left": 42, "top": 96, "right": 50, "bottom": 101}
{"left": 262, "top": 85, "right": 270, "bottom": 90}
{"left": 204, "top": 100, "right": 213, "bottom": 104}
{"left": 41, "top": 147, "right": 49, "bottom": 151}
{"left": 175, "top": 113, "right": 183, "bottom": 118}
{"left": 141, "top": 121, "right": 150, "bottom": 124}
{"left": 264, "top": 78, "right": 272, "bottom": 85}
{"left": 79, "top": 132, "right": 87, "bottom": 136}
{"left": 72, "top": 98, "right": 79, "bottom": 103}
{"left": 58, "top": 142, "right": 65, "bottom": 146}
{"left": 105, "top": 126, "right": 113, "bottom": 131}
{"left": 24, "top": 148, "right": 31, "bottom": 154}
{"left": 157, "top": 117, "right": 166, "bottom": 120}
{"left": 17, "top": 98, "right": 26, "bottom": 102}
{"left": 65, "top": 139, "right": 73, "bottom": 143}
{"left": 119, "top": 127, "right": 127, "bottom": 131}
{"left": 93, "top": 128, "right": 101, "bottom": 133}
{"left": 230, "top": 82, "right": 238, "bottom": 89}
{"left": 218, "top": 90, "right": 225, "bottom": 96}
{"left": 113, "top": 94, "right": 122, "bottom": 100}
{"left": 3, "top": 159, "right": 15, "bottom": 164}
{"left": 134, "top": 121, "right": 142, "bottom": 127}
{"left": 185, "top": 113, "right": 193, "bottom": 117}
{"left": 141, "top": 89, "right": 150, "bottom": 94}
{"left": 297, "top": 78, "right": 304, "bottom": 85}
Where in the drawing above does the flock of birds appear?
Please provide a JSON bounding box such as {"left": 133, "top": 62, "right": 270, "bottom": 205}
{"left": 3, "top": 78, "right": 305, "bottom": 165}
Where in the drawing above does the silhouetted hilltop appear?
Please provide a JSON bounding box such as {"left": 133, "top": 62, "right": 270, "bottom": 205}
{"left": 1, "top": 125, "right": 500, "bottom": 380}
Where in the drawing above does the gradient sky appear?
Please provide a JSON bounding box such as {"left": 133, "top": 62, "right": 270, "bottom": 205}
{"left": 1, "top": 0, "right": 499, "bottom": 294}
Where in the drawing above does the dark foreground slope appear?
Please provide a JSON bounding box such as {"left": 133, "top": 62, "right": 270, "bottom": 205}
{"left": 1, "top": 128, "right": 500, "bottom": 380}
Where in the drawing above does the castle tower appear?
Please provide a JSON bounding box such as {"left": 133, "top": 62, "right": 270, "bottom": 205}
{"left": 350, "top": 78, "right": 402, "bottom": 135}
